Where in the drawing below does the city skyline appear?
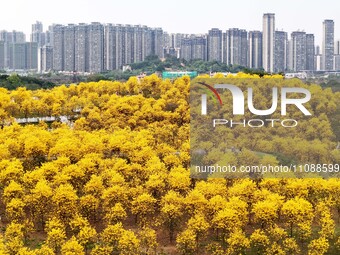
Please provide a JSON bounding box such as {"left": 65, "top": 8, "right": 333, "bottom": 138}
{"left": 1, "top": 16, "right": 339, "bottom": 73}
{"left": 1, "top": 0, "right": 340, "bottom": 46}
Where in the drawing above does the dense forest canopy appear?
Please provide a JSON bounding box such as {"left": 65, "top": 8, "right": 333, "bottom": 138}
{"left": 0, "top": 74, "right": 338, "bottom": 254}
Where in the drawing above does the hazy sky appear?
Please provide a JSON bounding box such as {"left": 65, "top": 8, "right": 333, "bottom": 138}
{"left": 2, "top": 0, "right": 340, "bottom": 46}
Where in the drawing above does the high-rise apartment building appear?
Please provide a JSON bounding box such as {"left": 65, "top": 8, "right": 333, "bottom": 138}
{"left": 248, "top": 31, "right": 262, "bottom": 69}
{"left": 192, "top": 36, "right": 207, "bottom": 61}
{"left": 163, "top": 32, "right": 171, "bottom": 48}
{"left": 306, "top": 34, "right": 315, "bottom": 71}
{"left": 124, "top": 25, "right": 134, "bottom": 65}
{"left": 223, "top": 28, "right": 248, "bottom": 67}
{"left": 10, "top": 43, "right": 26, "bottom": 69}
{"left": 31, "top": 21, "right": 45, "bottom": 47}
{"left": 104, "top": 24, "right": 120, "bottom": 70}
{"left": 40, "top": 45, "right": 53, "bottom": 72}
{"left": 64, "top": 24, "right": 76, "bottom": 71}
{"left": 151, "top": 28, "right": 164, "bottom": 58}
{"left": 51, "top": 24, "right": 64, "bottom": 71}
{"left": 133, "top": 25, "right": 144, "bottom": 63}
{"left": 88, "top": 22, "right": 104, "bottom": 73}
{"left": 180, "top": 37, "right": 192, "bottom": 61}
{"left": 290, "top": 31, "right": 307, "bottom": 71}
{"left": 75, "top": 23, "right": 89, "bottom": 72}
{"left": 6, "top": 42, "right": 38, "bottom": 70}
{"left": 171, "top": 33, "right": 187, "bottom": 49}
{"left": 179, "top": 35, "right": 206, "bottom": 61}
{"left": 262, "top": 13, "right": 275, "bottom": 72}
{"left": 207, "top": 28, "right": 222, "bottom": 62}
{"left": 322, "top": 20, "right": 334, "bottom": 70}
{"left": 25, "top": 42, "right": 38, "bottom": 69}
{"left": 143, "top": 27, "right": 153, "bottom": 60}
{"left": 274, "top": 31, "right": 287, "bottom": 72}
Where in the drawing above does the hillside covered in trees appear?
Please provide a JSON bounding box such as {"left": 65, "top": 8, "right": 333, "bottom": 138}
{"left": 0, "top": 74, "right": 338, "bottom": 254}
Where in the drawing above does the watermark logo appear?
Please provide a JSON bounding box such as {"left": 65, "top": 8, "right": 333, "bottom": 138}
{"left": 199, "top": 83, "right": 311, "bottom": 116}
{"left": 190, "top": 77, "right": 338, "bottom": 179}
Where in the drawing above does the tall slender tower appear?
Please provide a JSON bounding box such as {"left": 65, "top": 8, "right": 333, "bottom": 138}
{"left": 51, "top": 24, "right": 64, "bottom": 71}
{"left": 322, "top": 20, "right": 334, "bottom": 70}
{"left": 63, "top": 24, "right": 76, "bottom": 71}
{"left": 306, "top": 34, "right": 315, "bottom": 71}
{"left": 274, "top": 31, "right": 288, "bottom": 72}
{"left": 290, "top": 31, "right": 307, "bottom": 71}
{"left": 88, "top": 22, "right": 104, "bottom": 73}
{"left": 207, "top": 28, "right": 222, "bottom": 62}
{"left": 249, "top": 31, "right": 263, "bottom": 69}
{"left": 151, "top": 28, "right": 164, "bottom": 58}
{"left": 262, "top": 13, "right": 275, "bottom": 72}
{"left": 75, "top": 23, "right": 89, "bottom": 72}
